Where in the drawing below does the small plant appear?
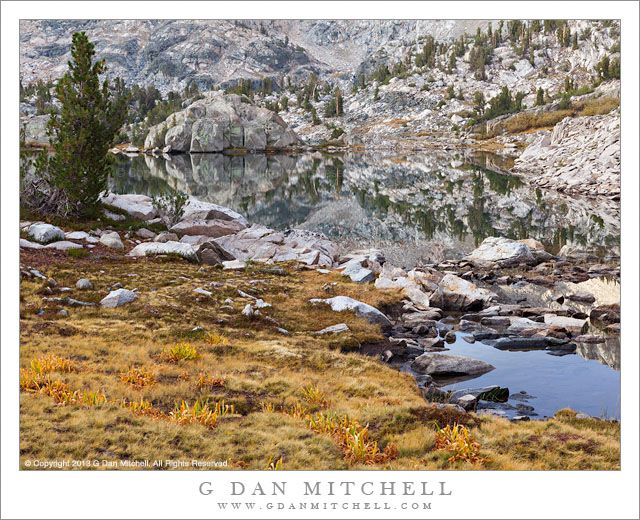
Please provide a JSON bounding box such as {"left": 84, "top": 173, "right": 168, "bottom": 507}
{"left": 169, "top": 398, "right": 220, "bottom": 429}
{"left": 433, "top": 423, "right": 486, "bottom": 465}
{"left": 151, "top": 188, "right": 188, "bottom": 227}
{"left": 120, "top": 397, "right": 156, "bottom": 417}
{"left": 195, "top": 371, "right": 226, "bottom": 389}
{"left": 300, "top": 383, "right": 329, "bottom": 408}
{"left": 31, "top": 354, "right": 77, "bottom": 374}
{"left": 67, "top": 248, "right": 90, "bottom": 258}
{"left": 265, "top": 456, "right": 284, "bottom": 470}
{"left": 205, "top": 331, "right": 229, "bottom": 346}
{"left": 119, "top": 365, "right": 156, "bottom": 389}
{"left": 159, "top": 343, "right": 200, "bottom": 363}
{"left": 260, "top": 401, "right": 276, "bottom": 413}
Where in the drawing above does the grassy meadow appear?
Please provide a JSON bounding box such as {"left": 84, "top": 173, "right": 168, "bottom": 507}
{"left": 19, "top": 238, "right": 620, "bottom": 470}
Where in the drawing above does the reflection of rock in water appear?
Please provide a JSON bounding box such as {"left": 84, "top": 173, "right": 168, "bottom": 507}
{"left": 109, "top": 150, "right": 620, "bottom": 266}
{"left": 575, "top": 338, "right": 620, "bottom": 370}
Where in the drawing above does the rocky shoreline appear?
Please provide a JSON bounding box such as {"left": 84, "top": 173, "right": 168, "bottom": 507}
{"left": 20, "top": 192, "right": 620, "bottom": 422}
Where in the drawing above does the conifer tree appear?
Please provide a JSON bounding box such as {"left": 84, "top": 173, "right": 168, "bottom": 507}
{"left": 35, "top": 32, "right": 127, "bottom": 217}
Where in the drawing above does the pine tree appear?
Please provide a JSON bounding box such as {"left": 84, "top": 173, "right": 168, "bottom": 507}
{"left": 535, "top": 87, "right": 545, "bottom": 106}
{"left": 572, "top": 33, "right": 578, "bottom": 50}
{"left": 35, "top": 32, "right": 127, "bottom": 217}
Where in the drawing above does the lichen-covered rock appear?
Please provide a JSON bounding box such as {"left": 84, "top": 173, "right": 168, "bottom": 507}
{"left": 439, "top": 274, "right": 497, "bottom": 311}
{"left": 145, "top": 93, "right": 301, "bottom": 152}
{"left": 411, "top": 353, "right": 495, "bottom": 376}
{"left": 100, "top": 288, "right": 138, "bottom": 308}
{"left": 127, "top": 241, "right": 198, "bottom": 262}
{"left": 215, "top": 225, "right": 339, "bottom": 267}
{"left": 100, "top": 193, "right": 157, "bottom": 221}
{"left": 194, "top": 241, "right": 235, "bottom": 266}
{"left": 309, "top": 296, "right": 392, "bottom": 329}
{"left": 99, "top": 232, "right": 124, "bottom": 250}
{"left": 28, "top": 223, "right": 65, "bottom": 243}
{"left": 170, "top": 219, "right": 246, "bottom": 238}
{"left": 467, "top": 237, "right": 536, "bottom": 267}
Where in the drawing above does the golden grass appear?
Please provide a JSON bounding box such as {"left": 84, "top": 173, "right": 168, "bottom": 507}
{"left": 577, "top": 96, "right": 620, "bottom": 116}
{"left": 481, "top": 97, "right": 619, "bottom": 139}
{"left": 18, "top": 249, "right": 620, "bottom": 470}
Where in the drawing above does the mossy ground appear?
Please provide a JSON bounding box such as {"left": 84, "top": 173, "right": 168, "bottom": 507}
{"left": 19, "top": 242, "right": 620, "bottom": 470}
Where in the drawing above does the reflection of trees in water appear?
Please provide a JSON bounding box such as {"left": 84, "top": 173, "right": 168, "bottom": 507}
{"left": 109, "top": 152, "right": 619, "bottom": 255}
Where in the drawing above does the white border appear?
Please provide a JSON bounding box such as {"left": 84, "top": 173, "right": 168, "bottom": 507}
{"left": 2, "top": 2, "right": 639, "bottom": 519}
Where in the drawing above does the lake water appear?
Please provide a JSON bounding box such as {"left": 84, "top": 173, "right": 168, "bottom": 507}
{"left": 111, "top": 151, "right": 621, "bottom": 418}
{"left": 109, "top": 150, "right": 620, "bottom": 267}
{"left": 420, "top": 333, "right": 621, "bottom": 420}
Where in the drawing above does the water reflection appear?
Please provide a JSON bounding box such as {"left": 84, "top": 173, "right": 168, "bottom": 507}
{"left": 109, "top": 150, "right": 620, "bottom": 266}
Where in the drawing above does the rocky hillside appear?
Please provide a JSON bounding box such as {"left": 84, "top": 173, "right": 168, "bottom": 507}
{"left": 19, "top": 20, "right": 488, "bottom": 91}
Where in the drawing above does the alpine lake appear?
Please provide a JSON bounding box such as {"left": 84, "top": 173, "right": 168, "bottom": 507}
{"left": 110, "top": 149, "right": 621, "bottom": 420}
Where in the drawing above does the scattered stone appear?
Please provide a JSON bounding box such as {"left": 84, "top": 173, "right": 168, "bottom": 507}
{"left": 100, "top": 193, "right": 157, "bottom": 220}
{"left": 309, "top": 296, "right": 392, "bottom": 330}
{"left": 136, "top": 228, "right": 157, "bottom": 239}
{"left": 194, "top": 241, "right": 235, "bottom": 266}
{"left": 154, "top": 232, "right": 180, "bottom": 243}
{"left": 241, "top": 304, "right": 256, "bottom": 317}
{"left": 100, "top": 288, "right": 138, "bottom": 308}
{"left": 65, "top": 231, "right": 91, "bottom": 240}
{"left": 104, "top": 210, "right": 126, "bottom": 221}
{"left": 99, "top": 232, "right": 124, "bottom": 250}
{"left": 57, "top": 309, "right": 69, "bottom": 317}
{"left": 170, "top": 218, "right": 246, "bottom": 239}
{"left": 543, "top": 314, "right": 587, "bottom": 335}
{"left": 462, "top": 335, "right": 476, "bottom": 344}
{"left": 574, "top": 335, "right": 606, "bottom": 344}
{"left": 444, "top": 331, "right": 456, "bottom": 343}
{"left": 467, "top": 237, "right": 537, "bottom": 267}
{"left": 127, "top": 241, "right": 198, "bottom": 262}
{"left": 28, "top": 223, "right": 65, "bottom": 243}
{"left": 254, "top": 299, "right": 271, "bottom": 309}
{"left": 193, "top": 288, "right": 213, "bottom": 296}
{"left": 590, "top": 304, "right": 620, "bottom": 324}
{"left": 511, "top": 415, "right": 530, "bottom": 422}
{"left": 76, "top": 278, "right": 93, "bottom": 290}
{"left": 411, "top": 353, "right": 495, "bottom": 376}
{"left": 439, "top": 274, "right": 497, "bottom": 311}
{"left": 222, "top": 259, "right": 246, "bottom": 270}
{"left": 19, "top": 239, "right": 44, "bottom": 249}
{"left": 455, "top": 394, "right": 477, "bottom": 411}
{"left": 316, "top": 323, "right": 350, "bottom": 334}
{"left": 44, "top": 241, "right": 84, "bottom": 251}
